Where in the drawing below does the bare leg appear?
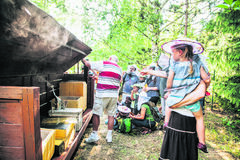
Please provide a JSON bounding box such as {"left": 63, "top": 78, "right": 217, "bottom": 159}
{"left": 164, "top": 107, "right": 171, "bottom": 124}
{"left": 108, "top": 116, "right": 114, "bottom": 130}
{"left": 193, "top": 107, "right": 205, "bottom": 144}
{"left": 93, "top": 114, "right": 100, "bottom": 131}
{"left": 171, "top": 81, "right": 206, "bottom": 109}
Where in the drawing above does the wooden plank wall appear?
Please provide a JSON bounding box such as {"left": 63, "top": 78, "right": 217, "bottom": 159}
{"left": 0, "top": 73, "right": 95, "bottom": 118}
{"left": 0, "top": 74, "right": 63, "bottom": 119}
{"left": 0, "top": 87, "right": 42, "bottom": 160}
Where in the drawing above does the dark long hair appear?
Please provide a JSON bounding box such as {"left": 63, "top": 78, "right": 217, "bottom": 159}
{"left": 171, "top": 44, "right": 194, "bottom": 74}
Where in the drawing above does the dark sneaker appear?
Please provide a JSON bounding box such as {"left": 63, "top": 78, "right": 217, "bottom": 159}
{"left": 197, "top": 142, "right": 208, "bottom": 153}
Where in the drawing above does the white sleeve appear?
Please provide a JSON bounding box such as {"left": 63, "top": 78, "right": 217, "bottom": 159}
{"left": 90, "top": 61, "right": 104, "bottom": 72}
{"left": 171, "top": 108, "right": 194, "bottom": 117}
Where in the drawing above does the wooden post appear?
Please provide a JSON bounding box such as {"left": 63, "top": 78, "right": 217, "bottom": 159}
{"left": 77, "top": 61, "right": 80, "bottom": 74}
{"left": 211, "top": 70, "right": 215, "bottom": 110}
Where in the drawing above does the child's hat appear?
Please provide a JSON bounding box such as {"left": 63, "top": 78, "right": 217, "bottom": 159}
{"left": 139, "top": 74, "right": 147, "bottom": 78}
{"left": 118, "top": 106, "right": 131, "bottom": 113}
{"left": 161, "top": 39, "right": 204, "bottom": 54}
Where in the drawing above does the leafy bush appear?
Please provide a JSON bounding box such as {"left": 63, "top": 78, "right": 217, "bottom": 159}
{"left": 213, "top": 76, "right": 240, "bottom": 113}
{"left": 202, "top": 9, "right": 240, "bottom": 115}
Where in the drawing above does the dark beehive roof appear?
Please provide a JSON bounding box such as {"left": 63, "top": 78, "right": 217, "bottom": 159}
{"left": 0, "top": 0, "right": 92, "bottom": 76}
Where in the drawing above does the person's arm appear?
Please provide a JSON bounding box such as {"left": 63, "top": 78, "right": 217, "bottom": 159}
{"left": 120, "top": 72, "right": 126, "bottom": 84}
{"left": 129, "top": 107, "right": 146, "bottom": 120}
{"left": 166, "top": 70, "right": 174, "bottom": 89}
{"left": 200, "top": 66, "right": 211, "bottom": 89}
{"left": 82, "top": 59, "right": 100, "bottom": 80}
{"left": 146, "top": 76, "right": 161, "bottom": 91}
{"left": 130, "top": 90, "right": 135, "bottom": 100}
{"left": 141, "top": 69, "right": 168, "bottom": 78}
{"left": 82, "top": 58, "right": 91, "bottom": 69}
{"left": 146, "top": 86, "right": 158, "bottom": 91}
{"left": 170, "top": 80, "right": 206, "bottom": 108}
{"left": 164, "top": 70, "right": 174, "bottom": 99}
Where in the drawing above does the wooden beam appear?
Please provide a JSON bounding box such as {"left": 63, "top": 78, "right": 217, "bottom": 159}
{"left": 0, "top": 87, "right": 23, "bottom": 99}
{"left": 21, "top": 87, "right": 42, "bottom": 160}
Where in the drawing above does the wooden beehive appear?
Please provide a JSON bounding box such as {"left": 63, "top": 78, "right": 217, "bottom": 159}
{"left": 41, "top": 116, "right": 82, "bottom": 132}
{"left": 41, "top": 123, "right": 75, "bottom": 139}
{"left": 63, "top": 127, "right": 75, "bottom": 149}
{"left": 54, "top": 140, "right": 64, "bottom": 156}
{"left": 0, "top": 86, "right": 42, "bottom": 160}
{"left": 61, "top": 96, "right": 86, "bottom": 111}
{"left": 51, "top": 96, "right": 86, "bottom": 111}
{"left": 59, "top": 81, "right": 87, "bottom": 97}
{"left": 40, "top": 122, "right": 75, "bottom": 150}
{"left": 60, "top": 81, "right": 87, "bottom": 109}
{"left": 41, "top": 129, "right": 56, "bottom": 160}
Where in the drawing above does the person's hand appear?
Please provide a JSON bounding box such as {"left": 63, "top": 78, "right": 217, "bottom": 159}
{"left": 90, "top": 75, "right": 98, "bottom": 80}
{"left": 164, "top": 91, "right": 170, "bottom": 99}
{"left": 131, "top": 89, "right": 137, "bottom": 94}
{"left": 81, "top": 58, "right": 86, "bottom": 64}
{"left": 143, "top": 86, "right": 148, "bottom": 92}
{"left": 140, "top": 69, "right": 149, "bottom": 75}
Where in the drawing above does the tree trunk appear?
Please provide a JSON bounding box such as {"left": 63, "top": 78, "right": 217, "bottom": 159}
{"left": 152, "top": 42, "right": 158, "bottom": 61}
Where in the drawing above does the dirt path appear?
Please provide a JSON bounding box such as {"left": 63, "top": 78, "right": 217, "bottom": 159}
{"left": 73, "top": 114, "right": 235, "bottom": 160}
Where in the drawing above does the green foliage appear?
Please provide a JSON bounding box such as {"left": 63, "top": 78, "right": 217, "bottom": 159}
{"left": 96, "top": 0, "right": 165, "bottom": 68}
{"left": 213, "top": 77, "right": 240, "bottom": 113}
{"left": 216, "top": 0, "right": 240, "bottom": 11}
{"left": 30, "top": 0, "right": 220, "bottom": 71}
{"left": 202, "top": 9, "right": 240, "bottom": 114}
{"left": 30, "top": 0, "right": 67, "bottom": 12}
{"left": 222, "top": 117, "right": 240, "bottom": 130}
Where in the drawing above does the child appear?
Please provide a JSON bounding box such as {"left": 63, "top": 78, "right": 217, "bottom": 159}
{"left": 163, "top": 40, "right": 210, "bottom": 153}
{"left": 123, "top": 96, "right": 132, "bottom": 111}
{"left": 130, "top": 84, "right": 142, "bottom": 115}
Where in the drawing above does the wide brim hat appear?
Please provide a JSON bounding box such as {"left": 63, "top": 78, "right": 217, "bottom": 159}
{"left": 131, "top": 83, "right": 142, "bottom": 88}
{"left": 118, "top": 106, "right": 131, "bottom": 113}
{"left": 161, "top": 39, "right": 204, "bottom": 54}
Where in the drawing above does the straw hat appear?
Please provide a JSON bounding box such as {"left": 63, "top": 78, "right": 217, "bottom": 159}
{"left": 161, "top": 39, "right": 204, "bottom": 54}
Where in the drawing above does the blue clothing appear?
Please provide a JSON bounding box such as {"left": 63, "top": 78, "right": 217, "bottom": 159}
{"left": 166, "top": 55, "right": 203, "bottom": 107}
{"left": 159, "top": 67, "right": 168, "bottom": 116}
{"left": 122, "top": 73, "right": 139, "bottom": 94}
{"left": 184, "top": 101, "right": 201, "bottom": 112}
{"left": 146, "top": 76, "right": 160, "bottom": 98}
{"left": 159, "top": 66, "right": 169, "bottom": 97}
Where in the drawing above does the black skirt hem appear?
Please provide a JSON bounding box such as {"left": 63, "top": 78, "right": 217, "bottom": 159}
{"left": 160, "top": 111, "right": 198, "bottom": 160}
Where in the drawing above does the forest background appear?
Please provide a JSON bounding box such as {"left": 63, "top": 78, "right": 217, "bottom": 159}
{"left": 30, "top": 0, "right": 240, "bottom": 147}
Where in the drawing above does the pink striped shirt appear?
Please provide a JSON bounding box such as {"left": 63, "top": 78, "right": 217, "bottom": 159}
{"left": 91, "top": 61, "right": 122, "bottom": 97}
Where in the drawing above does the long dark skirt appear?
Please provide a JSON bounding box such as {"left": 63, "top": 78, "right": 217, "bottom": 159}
{"left": 160, "top": 111, "right": 198, "bottom": 160}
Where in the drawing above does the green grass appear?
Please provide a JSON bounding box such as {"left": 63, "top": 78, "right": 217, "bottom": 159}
{"left": 73, "top": 107, "right": 239, "bottom": 160}
{"left": 204, "top": 107, "right": 240, "bottom": 159}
